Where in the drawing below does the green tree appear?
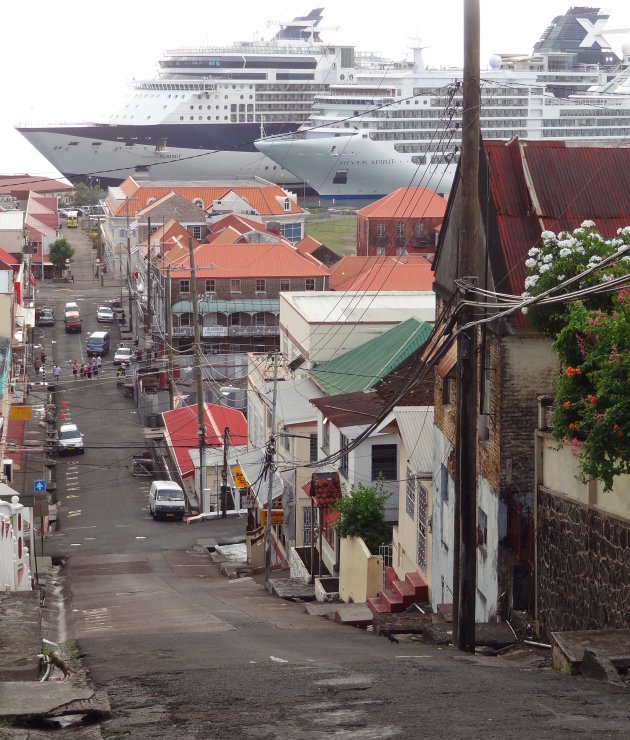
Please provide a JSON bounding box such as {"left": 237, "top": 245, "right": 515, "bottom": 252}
{"left": 332, "top": 477, "right": 392, "bottom": 554}
{"left": 74, "top": 182, "right": 104, "bottom": 207}
{"left": 48, "top": 238, "right": 75, "bottom": 275}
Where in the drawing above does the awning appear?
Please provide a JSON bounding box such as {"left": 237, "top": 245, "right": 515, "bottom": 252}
{"left": 172, "top": 298, "right": 280, "bottom": 315}
{"left": 236, "top": 448, "right": 284, "bottom": 509}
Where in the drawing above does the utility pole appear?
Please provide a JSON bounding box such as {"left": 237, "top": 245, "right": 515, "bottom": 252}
{"left": 264, "top": 351, "right": 279, "bottom": 589}
{"left": 146, "top": 217, "right": 152, "bottom": 336}
{"left": 97, "top": 222, "right": 104, "bottom": 287}
{"left": 455, "top": 0, "right": 481, "bottom": 654}
{"left": 189, "top": 238, "right": 207, "bottom": 513}
{"left": 166, "top": 265, "right": 174, "bottom": 411}
{"left": 125, "top": 197, "right": 133, "bottom": 334}
{"left": 221, "top": 426, "right": 230, "bottom": 518}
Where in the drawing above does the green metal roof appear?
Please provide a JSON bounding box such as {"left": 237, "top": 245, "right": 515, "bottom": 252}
{"left": 310, "top": 318, "right": 432, "bottom": 395}
{"left": 172, "top": 298, "right": 280, "bottom": 314}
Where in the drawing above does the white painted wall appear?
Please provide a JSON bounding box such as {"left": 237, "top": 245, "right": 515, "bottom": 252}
{"left": 431, "top": 427, "right": 455, "bottom": 610}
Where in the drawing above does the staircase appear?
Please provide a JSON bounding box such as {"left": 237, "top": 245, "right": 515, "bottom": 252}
{"left": 367, "top": 567, "right": 429, "bottom": 615}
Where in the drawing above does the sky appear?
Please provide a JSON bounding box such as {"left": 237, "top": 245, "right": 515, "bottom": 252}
{"left": 2, "top": 0, "right": 630, "bottom": 178}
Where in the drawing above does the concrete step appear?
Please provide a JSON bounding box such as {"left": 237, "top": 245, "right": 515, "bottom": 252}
{"left": 437, "top": 603, "right": 453, "bottom": 623}
{"left": 381, "top": 588, "right": 405, "bottom": 613}
{"left": 367, "top": 596, "right": 388, "bottom": 615}
{"left": 405, "top": 571, "right": 429, "bottom": 602}
{"left": 392, "top": 578, "right": 417, "bottom": 607}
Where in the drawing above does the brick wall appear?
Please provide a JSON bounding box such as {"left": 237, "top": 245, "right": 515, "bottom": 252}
{"left": 357, "top": 215, "right": 440, "bottom": 256}
{"left": 171, "top": 276, "right": 326, "bottom": 304}
{"left": 537, "top": 488, "right": 630, "bottom": 638}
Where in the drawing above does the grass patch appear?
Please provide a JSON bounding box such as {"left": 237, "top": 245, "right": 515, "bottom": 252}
{"left": 305, "top": 215, "right": 356, "bottom": 256}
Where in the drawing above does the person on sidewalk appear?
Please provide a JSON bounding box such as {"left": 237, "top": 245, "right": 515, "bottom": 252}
{"left": 96, "top": 355, "right": 102, "bottom": 374}
{"left": 86, "top": 363, "right": 92, "bottom": 380}
{"left": 53, "top": 365, "right": 60, "bottom": 383}
{"left": 80, "top": 363, "right": 86, "bottom": 380}
{"left": 92, "top": 358, "right": 99, "bottom": 379}
{"left": 72, "top": 360, "right": 79, "bottom": 379}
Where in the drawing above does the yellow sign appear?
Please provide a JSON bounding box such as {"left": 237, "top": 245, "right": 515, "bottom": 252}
{"left": 10, "top": 406, "right": 32, "bottom": 421}
{"left": 260, "top": 509, "right": 284, "bottom": 526}
{"left": 232, "top": 465, "right": 249, "bottom": 489}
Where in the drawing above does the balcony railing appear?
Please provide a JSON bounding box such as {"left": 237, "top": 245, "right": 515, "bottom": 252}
{"left": 172, "top": 326, "right": 194, "bottom": 337}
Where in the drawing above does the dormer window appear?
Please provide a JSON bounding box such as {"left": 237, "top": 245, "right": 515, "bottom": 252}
{"left": 283, "top": 198, "right": 291, "bottom": 212}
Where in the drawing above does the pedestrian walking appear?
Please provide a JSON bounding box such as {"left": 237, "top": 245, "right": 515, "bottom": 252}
{"left": 72, "top": 360, "right": 79, "bottom": 379}
{"left": 79, "top": 363, "right": 85, "bottom": 380}
{"left": 96, "top": 355, "right": 102, "bottom": 373}
{"left": 53, "top": 365, "right": 60, "bottom": 383}
{"left": 86, "top": 363, "right": 92, "bottom": 380}
{"left": 40, "top": 350, "right": 46, "bottom": 365}
{"left": 92, "top": 358, "right": 99, "bottom": 379}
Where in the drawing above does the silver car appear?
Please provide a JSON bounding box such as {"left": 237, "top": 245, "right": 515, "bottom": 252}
{"left": 58, "top": 423, "right": 85, "bottom": 455}
{"left": 97, "top": 306, "right": 114, "bottom": 322}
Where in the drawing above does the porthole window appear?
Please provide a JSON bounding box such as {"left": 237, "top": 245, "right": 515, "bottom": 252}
{"left": 180, "top": 116, "right": 184, "bottom": 120}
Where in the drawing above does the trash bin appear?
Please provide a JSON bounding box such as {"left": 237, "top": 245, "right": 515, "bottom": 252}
{"left": 149, "top": 414, "right": 157, "bottom": 428}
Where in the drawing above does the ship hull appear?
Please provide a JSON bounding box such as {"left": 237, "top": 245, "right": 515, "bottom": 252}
{"left": 17, "top": 122, "right": 305, "bottom": 187}
{"left": 255, "top": 131, "right": 456, "bottom": 199}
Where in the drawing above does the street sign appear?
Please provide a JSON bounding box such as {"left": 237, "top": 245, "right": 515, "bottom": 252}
{"left": 96, "top": 258, "right": 101, "bottom": 264}
{"left": 10, "top": 405, "right": 32, "bottom": 421}
{"left": 241, "top": 495, "right": 256, "bottom": 508}
{"left": 233, "top": 465, "right": 248, "bottom": 489}
{"left": 65, "top": 258, "right": 70, "bottom": 264}
{"left": 33, "top": 479, "right": 46, "bottom": 493}
{"left": 260, "top": 509, "right": 284, "bottom": 526}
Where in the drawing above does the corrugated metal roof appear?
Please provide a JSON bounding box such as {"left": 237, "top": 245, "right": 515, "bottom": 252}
{"left": 251, "top": 377, "right": 323, "bottom": 425}
{"left": 286, "top": 291, "right": 435, "bottom": 323}
{"left": 310, "top": 318, "right": 432, "bottom": 395}
{"left": 162, "top": 240, "right": 328, "bottom": 278}
{"left": 375, "top": 406, "right": 434, "bottom": 474}
{"left": 330, "top": 255, "right": 434, "bottom": 291}
{"left": 358, "top": 187, "right": 447, "bottom": 219}
{"left": 311, "top": 391, "right": 385, "bottom": 427}
{"left": 484, "top": 139, "right": 630, "bottom": 299}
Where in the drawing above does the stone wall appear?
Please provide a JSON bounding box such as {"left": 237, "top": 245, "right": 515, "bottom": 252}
{"left": 537, "top": 488, "right": 630, "bottom": 638}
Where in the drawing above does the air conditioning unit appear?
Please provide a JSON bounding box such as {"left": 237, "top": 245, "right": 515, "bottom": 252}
{"left": 3, "top": 459, "right": 13, "bottom": 483}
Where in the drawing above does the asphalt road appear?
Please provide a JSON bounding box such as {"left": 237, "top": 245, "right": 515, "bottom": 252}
{"left": 34, "top": 228, "right": 630, "bottom": 739}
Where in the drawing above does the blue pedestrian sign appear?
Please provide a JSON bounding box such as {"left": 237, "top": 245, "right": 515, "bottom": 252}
{"left": 33, "top": 479, "right": 46, "bottom": 493}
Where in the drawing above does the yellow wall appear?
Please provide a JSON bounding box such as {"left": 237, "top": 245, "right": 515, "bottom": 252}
{"left": 339, "top": 536, "right": 382, "bottom": 604}
{"left": 538, "top": 432, "right": 630, "bottom": 522}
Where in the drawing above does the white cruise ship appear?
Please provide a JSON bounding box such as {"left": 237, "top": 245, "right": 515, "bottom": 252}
{"left": 254, "top": 7, "right": 630, "bottom": 199}
{"left": 16, "top": 9, "right": 403, "bottom": 187}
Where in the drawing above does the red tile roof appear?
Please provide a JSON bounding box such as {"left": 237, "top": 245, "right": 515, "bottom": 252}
{"left": 162, "top": 240, "right": 329, "bottom": 279}
{"left": 0, "top": 175, "right": 73, "bottom": 197}
{"left": 111, "top": 178, "right": 304, "bottom": 218}
{"left": 329, "top": 255, "right": 433, "bottom": 291}
{"left": 295, "top": 235, "right": 323, "bottom": 255}
{"left": 162, "top": 402, "right": 247, "bottom": 478}
{"left": 358, "top": 187, "right": 447, "bottom": 219}
{"left": 141, "top": 219, "right": 196, "bottom": 254}
{"left": 208, "top": 213, "right": 267, "bottom": 235}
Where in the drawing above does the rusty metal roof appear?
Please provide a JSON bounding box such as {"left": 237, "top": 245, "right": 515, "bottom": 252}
{"left": 484, "top": 139, "right": 630, "bottom": 299}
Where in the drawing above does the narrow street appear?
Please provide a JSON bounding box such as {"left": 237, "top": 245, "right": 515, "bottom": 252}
{"left": 30, "top": 226, "right": 630, "bottom": 739}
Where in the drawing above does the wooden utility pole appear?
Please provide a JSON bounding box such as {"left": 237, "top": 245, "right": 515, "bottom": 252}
{"left": 146, "top": 217, "right": 152, "bottom": 335}
{"left": 166, "top": 265, "right": 174, "bottom": 411}
{"left": 189, "top": 238, "right": 207, "bottom": 513}
{"left": 455, "top": 0, "right": 480, "bottom": 653}
{"left": 264, "top": 352, "right": 279, "bottom": 589}
{"left": 125, "top": 197, "right": 134, "bottom": 333}
{"left": 221, "top": 426, "right": 230, "bottom": 518}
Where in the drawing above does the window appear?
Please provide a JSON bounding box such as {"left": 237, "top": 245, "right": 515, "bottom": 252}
{"left": 322, "top": 419, "right": 329, "bottom": 454}
{"left": 417, "top": 483, "right": 428, "bottom": 572}
{"left": 179, "top": 280, "right": 190, "bottom": 294}
{"left": 283, "top": 197, "right": 291, "bottom": 211}
{"left": 281, "top": 427, "right": 290, "bottom": 451}
{"left": 405, "top": 469, "right": 415, "bottom": 519}
{"left": 376, "top": 223, "right": 385, "bottom": 239}
{"left": 230, "top": 278, "right": 241, "bottom": 293}
{"left": 255, "top": 279, "right": 266, "bottom": 292}
{"left": 477, "top": 506, "right": 487, "bottom": 549}
{"left": 305, "top": 278, "right": 315, "bottom": 291}
{"left": 191, "top": 225, "right": 202, "bottom": 240}
{"left": 339, "top": 432, "right": 349, "bottom": 478}
{"left": 280, "top": 279, "right": 290, "bottom": 292}
{"left": 205, "top": 279, "right": 215, "bottom": 293}
{"left": 415, "top": 221, "right": 425, "bottom": 238}
{"left": 479, "top": 340, "right": 490, "bottom": 441}
{"left": 310, "top": 433, "right": 318, "bottom": 463}
{"left": 230, "top": 313, "right": 241, "bottom": 326}
{"left": 371, "top": 444, "right": 397, "bottom": 481}
{"left": 254, "top": 312, "right": 265, "bottom": 326}
{"left": 396, "top": 221, "right": 404, "bottom": 238}
{"left": 442, "top": 372, "right": 453, "bottom": 405}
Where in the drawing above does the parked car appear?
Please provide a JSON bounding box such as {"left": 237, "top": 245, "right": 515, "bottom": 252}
{"left": 86, "top": 331, "right": 110, "bottom": 356}
{"left": 113, "top": 346, "right": 132, "bottom": 365}
{"left": 58, "top": 423, "right": 85, "bottom": 455}
{"left": 96, "top": 306, "right": 114, "bottom": 323}
{"left": 37, "top": 308, "right": 55, "bottom": 327}
{"left": 149, "top": 480, "right": 186, "bottom": 520}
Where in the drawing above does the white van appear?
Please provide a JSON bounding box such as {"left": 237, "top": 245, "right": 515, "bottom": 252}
{"left": 149, "top": 480, "right": 186, "bottom": 520}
